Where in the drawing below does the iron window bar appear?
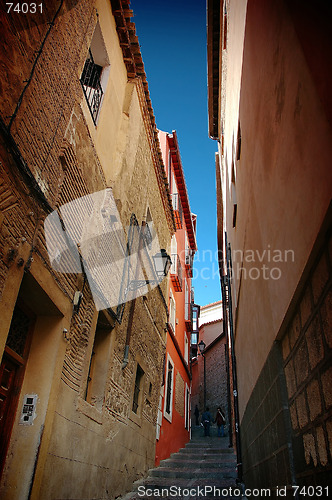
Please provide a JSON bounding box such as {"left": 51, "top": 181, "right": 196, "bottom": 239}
{"left": 80, "top": 49, "right": 104, "bottom": 125}
{"left": 170, "top": 253, "right": 183, "bottom": 291}
{"left": 171, "top": 193, "right": 183, "bottom": 229}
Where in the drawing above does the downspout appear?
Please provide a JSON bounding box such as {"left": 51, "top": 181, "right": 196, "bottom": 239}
{"left": 220, "top": 266, "right": 232, "bottom": 448}
{"left": 225, "top": 231, "right": 243, "bottom": 483}
{"left": 121, "top": 222, "right": 145, "bottom": 370}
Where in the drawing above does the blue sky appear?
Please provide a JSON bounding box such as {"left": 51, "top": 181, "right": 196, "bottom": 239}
{"left": 131, "top": 0, "right": 221, "bottom": 307}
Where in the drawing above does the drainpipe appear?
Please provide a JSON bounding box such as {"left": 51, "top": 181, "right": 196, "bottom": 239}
{"left": 224, "top": 231, "right": 243, "bottom": 483}
{"left": 121, "top": 222, "right": 145, "bottom": 370}
{"left": 220, "top": 274, "right": 233, "bottom": 448}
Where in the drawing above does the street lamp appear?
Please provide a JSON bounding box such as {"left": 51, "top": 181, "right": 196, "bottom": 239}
{"left": 198, "top": 340, "right": 206, "bottom": 409}
{"left": 128, "top": 249, "right": 172, "bottom": 291}
{"left": 153, "top": 248, "right": 172, "bottom": 278}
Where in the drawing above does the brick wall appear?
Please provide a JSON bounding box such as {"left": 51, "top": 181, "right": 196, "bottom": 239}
{"left": 282, "top": 230, "right": 332, "bottom": 486}
{"left": 205, "top": 340, "right": 228, "bottom": 419}
{"left": 0, "top": 1, "right": 172, "bottom": 497}
{"left": 241, "top": 228, "right": 332, "bottom": 491}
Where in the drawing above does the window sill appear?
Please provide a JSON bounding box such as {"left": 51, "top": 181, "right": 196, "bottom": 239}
{"left": 164, "top": 411, "right": 172, "bottom": 423}
{"left": 77, "top": 396, "right": 103, "bottom": 424}
{"left": 129, "top": 410, "right": 142, "bottom": 427}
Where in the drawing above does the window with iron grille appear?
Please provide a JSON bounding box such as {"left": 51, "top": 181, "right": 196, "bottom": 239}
{"left": 80, "top": 22, "right": 110, "bottom": 125}
{"left": 80, "top": 49, "right": 104, "bottom": 125}
{"left": 164, "top": 355, "right": 174, "bottom": 421}
{"left": 132, "top": 364, "right": 144, "bottom": 414}
{"left": 165, "top": 362, "right": 173, "bottom": 414}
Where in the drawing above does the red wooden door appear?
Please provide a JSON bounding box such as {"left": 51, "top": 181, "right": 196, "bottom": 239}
{"left": 0, "top": 301, "right": 34, "bottom": 476}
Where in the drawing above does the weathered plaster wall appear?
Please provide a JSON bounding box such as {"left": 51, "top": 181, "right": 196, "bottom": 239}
{"left": 0, "top": 1, "right": 172, "bottom": 498}
{"left": 223, "top": 0, "right": 332, "bottom": 419}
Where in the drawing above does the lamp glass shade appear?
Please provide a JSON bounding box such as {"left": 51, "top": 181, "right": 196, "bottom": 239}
{"left": 198, "top": 340, "right": 206, "bottom": 354}
{"left": 153, "top": 249, "right": 172, "bottom": 278}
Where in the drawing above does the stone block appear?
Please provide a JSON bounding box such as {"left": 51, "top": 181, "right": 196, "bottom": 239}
{"left": 326, "top": 419, "right": 332, "bottom": 456}
{"left": 311, "top": 252, "right": 329, "bottom": 304}
{"left": 316, "top": 425, "right": 328, "bottom": 466}
{"left": 289, "top": 401, "right": 298, "bottom": 430}
{"left": 320, "top": 289, "right": 332, "bottom": 349}
{"left": 296, "top": 391, "right": 308, "bottom": 429}
{"left": 284, "top": 360, "right": 296, "bottom": 398}
{"left": 288, "top": 312, "right": 301, "bottom": 349}
{"left": 303, "top": 432, "right": 317, "bottom": 466}
{"left": 306, "top": 315, "right": 324, "bottom": 370}
{"left": 294, "top": 337, "right": 309, "bottom": 386}
{"left": 281, "top": 333, "right": 290, "bottom": 360}
{"left": 321, "top": 366, "right": 332, "bottom": 409}
{"left": 306, "top": 378, "right": 321, "bottom": 421}
{"left": 300, "top": 285, "right": 312, "bottom": 328}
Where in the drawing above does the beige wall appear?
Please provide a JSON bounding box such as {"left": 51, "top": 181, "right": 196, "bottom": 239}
{"left": 220, "top": 0, "right": 332, "bottom": 418}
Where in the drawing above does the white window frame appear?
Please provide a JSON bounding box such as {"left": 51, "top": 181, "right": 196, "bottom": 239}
{"left": 185, "top": 280, "right": 190, "bottom": 321}
{"left": 169, "top": 289, "right": 176, "bottom": 332}
{"left": 184, "top": 334, "right": 189, "bottom": 364}
{"left": 185, "top": 383, "right": 190, "bottom": 430}
{"left": 163, "top": 354, "right": 175, "bottom": 422}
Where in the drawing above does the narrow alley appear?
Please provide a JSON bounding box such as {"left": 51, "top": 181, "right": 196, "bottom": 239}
{"left": 0, "top": 0, "right": 331, "bottom": 499}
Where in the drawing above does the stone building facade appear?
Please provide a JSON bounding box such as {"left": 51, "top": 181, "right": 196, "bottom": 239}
{"left": 208, "top": 0, "right": 332, "bottom": 491}
{"left": 0, "top": 1, "right": 175, "bottom": 499}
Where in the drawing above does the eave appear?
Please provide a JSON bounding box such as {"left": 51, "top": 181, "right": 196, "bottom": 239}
{"left": 168, "top": 131, "right": 197, "bottom": 252}
{"left": 207, "top": 0, "right": 221, "bottom": 140}
{"left": 110, "top": 0, "right": 176, "bottom": 235}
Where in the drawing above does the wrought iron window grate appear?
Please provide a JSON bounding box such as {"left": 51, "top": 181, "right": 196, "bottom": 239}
{"left": 80, "top": 49, "right": 104, "bottom": 124}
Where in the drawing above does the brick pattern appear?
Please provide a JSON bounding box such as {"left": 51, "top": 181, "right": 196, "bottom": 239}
{"left": 282, "top": 232, "right": 332, "bottom": 486}
{"left": 241, "top": 342, "right": 293, "bottom": 490}
{"left": 241, "top": 230, "right": 332, "bottom": 491}
{"left": 205, "top": 340, "right": 228, "bottom": 419}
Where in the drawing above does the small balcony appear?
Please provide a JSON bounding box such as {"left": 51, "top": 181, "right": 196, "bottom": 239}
{"left": 171, "top": 193, "right": 183, "bottom": 230}
{"left": 170, "top": 253, "right": 183, "bottom": 292}
{"left": 80, "top": 49, "right": 104, "bottom": 125}
{"left": 185, "top": 252, "right": 193, "bottom": 277}
{"left": 185, "top": 300, "right": 192, "bottom": 331}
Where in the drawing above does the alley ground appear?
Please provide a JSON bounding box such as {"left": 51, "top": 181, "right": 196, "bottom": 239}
{"left": 121, "top": 426, "right": 243, "bottom": 500}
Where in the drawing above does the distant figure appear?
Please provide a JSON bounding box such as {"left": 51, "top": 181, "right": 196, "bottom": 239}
{"left": 201, "top": 407, "right": 212, "bottom": 436}
{"left": 215, "top": 407, "right": 226, "bottom": 437}
{"left": 194, "top": 405, "right": 200, "bottom": 426}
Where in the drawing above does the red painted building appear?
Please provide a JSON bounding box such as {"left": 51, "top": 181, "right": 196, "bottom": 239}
{"left": 155, "top": 130, "right": 197, "bottom": 465}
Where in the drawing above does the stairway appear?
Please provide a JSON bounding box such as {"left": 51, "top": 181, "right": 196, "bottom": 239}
{"left": 121, "top": 430, "right": 241, "bottom": 499}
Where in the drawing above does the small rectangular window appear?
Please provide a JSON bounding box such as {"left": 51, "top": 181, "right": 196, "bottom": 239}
{"left": 85, "top": 312, "right": 112, "bottom": 410}
{"left": 165, "top": 362, "right": 173, "bottom": 414}
{"left": 80, "top": 22, "right": 110, "bottom": 125}
{"left": 132, "top": 364, "right": 144, "bottom": 414}
{"left": 80, "top": 49, "right": 104, "bottom": 125}
{"left": 164, "top": 355, "right": 174, "bottom": 421}
{"left": 185, "top": 385, "right": 190, "bottom": 430}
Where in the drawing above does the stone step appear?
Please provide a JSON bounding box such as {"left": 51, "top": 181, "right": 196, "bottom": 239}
{"left": 160, "top": 458, "right": 236, "bottom": 469}
{"left": 148, "top": 466, "right": 237, "bottom": 480}
{"left": 120, "top": 437, "right": 239, "bottom": 500}
{"left": 174, "top": 448, "right": 234, "bottom": 456}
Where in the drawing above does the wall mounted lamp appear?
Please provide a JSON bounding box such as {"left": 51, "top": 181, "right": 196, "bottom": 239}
{"left": 128, "top": 249, "right": 172, "bottom": 291}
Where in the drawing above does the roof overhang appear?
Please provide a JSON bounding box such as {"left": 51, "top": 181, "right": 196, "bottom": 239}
{"left": 207, "top": 0, "right": 221, "bottom": 140}
{"left": 110, "top": 0, "right": 176, "bottom": 235}
{"left": 168, "top": 131, "right": 197, "bottom": 252}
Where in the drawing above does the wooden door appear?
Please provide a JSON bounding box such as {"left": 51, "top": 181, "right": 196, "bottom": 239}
{"left": 0, "top": 301, "right": 34, "bottom": 476}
